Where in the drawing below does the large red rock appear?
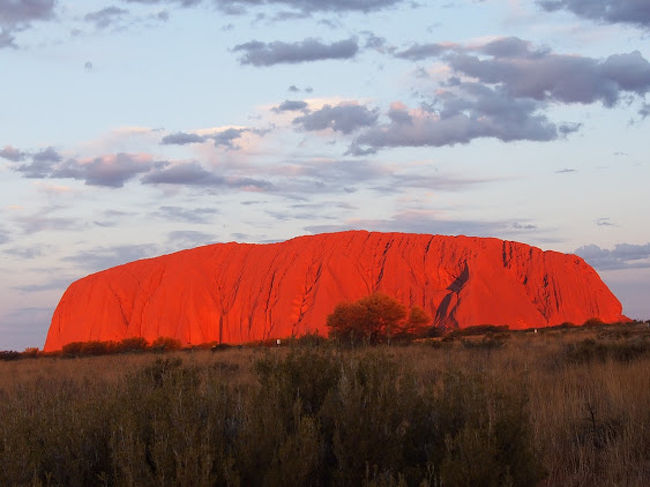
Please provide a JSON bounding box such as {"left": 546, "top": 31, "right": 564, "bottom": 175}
{"left": 44, "top": 231, "right": 626, "bottom": 351}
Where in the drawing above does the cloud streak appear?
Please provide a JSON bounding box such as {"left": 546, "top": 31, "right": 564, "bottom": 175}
{"left": 538, "top": 0, "right": 650, "bottom": 28}
{"left": 233, "top": 37, "right": 358, "bottom": 66}
{"left": 125, "top": 0, "right": 405, "bottom": 14}
{"left": 575, "top": 243, "right": 650, "bottom": 270}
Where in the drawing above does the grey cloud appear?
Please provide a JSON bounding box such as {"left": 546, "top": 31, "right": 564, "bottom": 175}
{"left": 0, "top": 28, "right": 14, "bottom": 48}
{"left": 575, "top": 243, "right": 650, "bottom": 270}
{"left": 17, "top": 146, "right": 62, "bottom": 178}
{"left": 0, "top": 227, "right": 9, "bottom": 245}
{"left": 304, "top": 211, "right": 535, "bottom": 239}
{"left": 154, "top": 205, "right": 219, "bottom": 223}
{"left": 288, "top": 84, "right": 312, "bottom": 93}
{"left": 51, "top": 153, "right": 155, "bottom": 187}
{"left": 555, "top": 168, "right": 576, "bottom": 174}
{"left": 233, "top": 37, "right": 358, "bottom": 66}
{"left": 63, "top": 244, "right": 159, "bottom": 272}
{"left": 167, "top": 230, "right": 215, "bottom": 249}
{"left": 161, "top": 132, "right": 206, "bottom": 145}
{"left": 397, "top": 37, "right": 650, "bottom": 108}
{"left": 445, "top": 46, "right": 650, "bottom": 107}
{"left": 3, "top": 245, "right": 47, "bottom": 258}
{"left": 33, "top": 146, "right": 62, "bottom": 162}
{"left": 480, "top": 37, "right": 538, "bottom": 58}
{"left": 14, "top": 277, "right": 74, "bottom": 293}
{"left": 0, "top": 145, "right": 25, "bottom": 161}
{"left": 18, "top": 215, "right": 81, "bottom": 234}
{"left": 0, "top": 307, "right": 53, "bottom": 351}
{"left": 538, "top": 0, "right": 650, "bottom": 28}
{"left": 211, "top": 128, "right": 248, "bottom": 148}
{"left": 293, "top": 103, "right": 379, "bottom": 134}
{"left": 351, "top": 84, "right": 559, "bottom": 153}
{"left": 395, "top": 42, "right": 448, "bottom": 60}
{"left": 639, "top": 103, "right": 650, "bottom": 118}
{"left": 273, "top": 99, "right": 308, "bottom": 112}
{"left": 595, "top": 217, "right": 616, "bottom": 227}
{"left": 141, "top": 161, "right": 221, "bottom": 185}
{"left": 141, "top": 161, "right": 273, "bottom": 190}
{"left": 161, "top": 128, "right": 256, "bottom": 148}
{"left": 127, "top": 0, "right": 405, "bottom": 14}
{"left": 0, "top": 0, "right": 55, "bottom": 49}
{"left": 84, "top": 6, "right": 129, "bottom": 29}
{"left": 0, "top": 0, "right": 55, "bottom": 25}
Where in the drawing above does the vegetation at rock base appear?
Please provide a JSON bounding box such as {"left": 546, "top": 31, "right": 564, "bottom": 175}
{"left": 0, "top": 322, "right": 649, "bottom": 486}
{"left": 326, "top": 292, "right": 432, "bottom": 345}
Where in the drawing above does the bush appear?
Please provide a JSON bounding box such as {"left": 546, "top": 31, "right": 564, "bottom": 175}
{"left": 327, "top": 292, "right": 431, "bottom": 345}
{"left": 116, "top": 336, "right": 148, "bottom": 352}
{"left": 21, "top": 347, "right": 40, "bottom": 358}
{"left": 150, "top": 336, "right": 183, "bottom": 352}
{"left": 0, "top": 350, "right": 20, "bottom": 361}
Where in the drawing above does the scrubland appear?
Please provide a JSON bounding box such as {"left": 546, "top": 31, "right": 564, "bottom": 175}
{"left": 1, "top": 323, "right": 649, "bottom": 486}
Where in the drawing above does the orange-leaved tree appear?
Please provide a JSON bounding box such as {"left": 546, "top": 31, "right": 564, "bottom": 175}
{"left": 326, "top": 292, "right": 431, "bottom": 344}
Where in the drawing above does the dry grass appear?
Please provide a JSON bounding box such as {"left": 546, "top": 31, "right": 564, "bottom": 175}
{"left": 0, "top": 322, "right": 648, "bottom": 486}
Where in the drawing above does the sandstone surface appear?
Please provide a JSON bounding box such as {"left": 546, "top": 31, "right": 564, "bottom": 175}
{"left": 44, "top": 231, "right": 626, "bottom": 350}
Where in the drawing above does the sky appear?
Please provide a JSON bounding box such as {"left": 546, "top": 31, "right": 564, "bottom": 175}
{"left": 1, "top": 0, "right": 649, "bottom": 350}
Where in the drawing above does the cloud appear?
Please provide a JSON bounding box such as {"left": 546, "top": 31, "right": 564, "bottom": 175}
{"left": 84, "top": 6, "right": 129, "bottom": 29}
{"left": 17, "top": 147, "right": 62, "bottom": 178}
{"left": 0, "top": 307, "right": 53, "bottom": 351}
{"left": 51, "top": 153, "right": 155, "bottom": 187}
{"left": 14, "top": 277, "right": 75, "bottom": 293}
{"left": 0, "top": 28, "right": 14, "bottom": 48}
{"left": 348, "top": 38, "right": 650, "bottom": 152}
{"left": 141, "top": 161, "right": 220, "bottom": 185}
{"left": 161, "top": 132, "right": 206, "bottom": 145}
{"left": 0, "top": 227, "right": 9, "bottom": 245}
{"left": 126, "top": 0, "right": 405, "bottom": 14}
{"left": 154, "top": 206, "right": 219, "bottom": 223}
{"left": 211, "top": 128, "right": 248, "bottom": 148}
{"left": 63, "top": 244, "right": 160, "bottom": 272}
{"left": 11, "top": 149, "right": 155, "bottom": 187}
{"left": 293, "top": 103, "right": 379, "bottom": 134}
{"left": 396, "top": 37, "right": 650, "bottom": 107}
{"left": 0, "top": 145, "right": 25, "bottom": 162}
{"left": 575, "top": 243, "right": 650, "bottom": 270}
{"left": 161, "top": 128, "right": 254, "bottom": 148}
{"left": 273, "top": 99, "right": 308, "bottom": 112}
{"left": 0, "top": 0, "right": 56, "bottom": 49}
{"left": 233, "top": 37, "right": 358, "bottom": 66}
{"left": 0, "top": 0, "right": 55, "bottom": 25}
{"left": 3, "top": 245, "right": 47, "bottom": 258}
{"left": 538, "top": 0, "right": 650, "bottom": 28}
{"left": 395, "top": 42, "right": 449, "bottom": 61}
{"left": 167, "top": 230, "right": 215, "bottom": 249}
{"left": 596, "top": 217, "right": 616, "bottom": 227}
{"left": 141, "top": 161, "right": 274, "bottom": 190}
{"left": 640, "top": 103, "right": 650, "bottom": 118}
{"left": 449, "top": 41, "right": 650, "bottom": 107}
{"left": 17, "top": 214, "right": 81, "bottom": 234}
{"left": 350, "top": 86, "right": 559, "bottom": 153}
{"left": 304, "top": 210, "right": 539, "bottom": 238}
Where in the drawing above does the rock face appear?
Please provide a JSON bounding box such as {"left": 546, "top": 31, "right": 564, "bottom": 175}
{"left": 44, "top": 231, "right": 626, "bottom": 351}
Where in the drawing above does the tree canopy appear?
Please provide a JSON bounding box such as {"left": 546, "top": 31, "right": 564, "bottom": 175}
{"left": 326, "top": 292, "right": 431, "bottom": 344}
